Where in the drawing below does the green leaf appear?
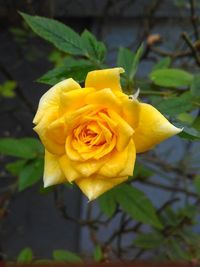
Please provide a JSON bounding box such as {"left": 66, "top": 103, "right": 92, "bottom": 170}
{"left": 0, "top": 138, "right": 43, "bottom": 159}
{"left": 155, "top": 92, "right": 193, "bottom": 116}
{"left": 179, "top": 125, "right": 200, "bottom": 140}
{"left": 6, "top": 159, "right": 27, "bottom": 176}
{"left": 150, "top": 68, "right": 193, "bottom": 88}
{"left": 129, "top": 43, "right": 144, "bottom": 80}
{"left": 98, "top": 190, "right": 117, "bottom": 218}
{"left": 191, "top": 73, "right": 200, "bottom": 99}
{"left": 93, "top": 245, "right": 103, "bottom": 262}
{"left": 81, "top": 30, "right": 106, "bottom": 62}
{"left": 38, "top": 58, "right": 95, "bottom": 85}
{"left": 153, "top": 57, "right": 171, "bottom": 71}
{"left": 194, "top": 175, "right": 200, "bottom": 195}
{"left": 117, "top": 47, "right": 135, "bottom": 77}
{"left": 18, "top": 159, "right": 43, "bottom": 191}
{"left": 0, "top": 80, "right": 17, "bottom": 98}
{"left": 166, "top": 239, "right": 190, "bottom": 261}
{"left": 17, "top": 247, "right": 33, "bottom": 263}
{"left": 114, "top": 184, "right": 163, "bottom": 229}
{"left": 53, "top": 250, "right": 82, "bottom": 263}
{"left": 134, "top": 232, "right": 164, "bottom": 249}
{"left": 20, "top": 12, "right": 85, "bottom": 56}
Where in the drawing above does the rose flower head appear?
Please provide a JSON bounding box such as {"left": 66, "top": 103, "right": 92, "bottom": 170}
{"left": 33, "top": 68, "right": 182, "bottom": 200}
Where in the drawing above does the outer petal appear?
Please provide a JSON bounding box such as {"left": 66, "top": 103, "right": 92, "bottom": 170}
{"left": 44, "top": 150, "right": 66, "bottom": 187}
{"left": 133, "top": 103, "right": 182, "bottom": 153}
{"left": 33, "top": 78, "right": 81, "bottom": 124}
{"left": 76, "top": 175, "right": 128, "bottom": 201}
{"left": 59, "top": 155, "right": 80, "bottom": 182}
{"left": 85, "top": 68, "right": 124, "bottom": 92}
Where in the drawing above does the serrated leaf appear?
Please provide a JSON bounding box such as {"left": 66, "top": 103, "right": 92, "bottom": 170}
{"left": 191, "top": 73, "right": 200, "bottom": 99}
{"left": 53, "top": 250, "right": 82, "bottom": 263}
{"left": 153, "top": 57, "right": 171, "bottom": 71}
{"left": 6, "top": 159, "right": 27, "bottom": 176}
{"left": 98, "top": 190, "right": 116, "bottom": 218}
{"left": 114, "top": 184, "right": 163, "bottom": 229}
{"left": 17, "top": 247, "right": 33, "bottom": 263}
{"left": 0, "top": 138, "right": 43, "bottom": 159}
{"left": 20, "top": 12, "right": 85, "bottom": 56}
{"left": 18, "top": 159, "right": 43, "bottom": 191}
{"left": 134, "top": 232, "right": 164, "bottom": 249}
{"left": 81, "top": 30, "right": 106, "bottom": 62}
{"left": 150, "top": 68, "right": 193, "bottom": 88}
{"left": 93, "top": 245, "right": 103, "bottom": 262}
{"left": 155, "top": 92, "right": 193, "bottom": 116}
{"left": 38, "top": 58, "right": 95, "bottom": 85}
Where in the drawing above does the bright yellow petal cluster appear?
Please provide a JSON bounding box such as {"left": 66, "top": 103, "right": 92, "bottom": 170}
{"left": 33, "top": 68, "right": 182, "bottom": 200}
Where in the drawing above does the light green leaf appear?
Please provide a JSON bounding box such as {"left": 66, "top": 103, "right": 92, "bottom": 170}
{"left": 153, "top": 57, "right": 171, "bottom": 71}
{"left": 18, "top": 159, "right": 43, "bottom": 191}
{"left": 150, "top": 68, "right": 193, "bottom": 88}
{"left": 20, "top": 12, "right": 85, "bottom": 56}
{"left": 6, "top": 159, "right": 27, "bottom": 176}
{"left": 0, "top": 80, "right": 17, "bottom": 98}
{"left": 38, "top": 58, "right": 95, "bottom": 85}
{"left": 98, "top": 190, "right": 117, "bottom": 218}
{"left": 191, "top": 73, "right": 200, "bottom": 99}
{"left": 17, "top": 247, "right": 33, "bottom": 263}
{"left": 114, "top": 184, "right": 163, "bottom": 229}
{"left": 0, "top": 138, "right": 43, "bottom": 159}
{"left": 53, "top": 250, "right": 82, "bottom": 263}
{"left": 81, "top": 30, "right": 106, "bottom": 62}
{"left": 134, "top": 232, "right": 164, "bottom": 249}
{"left": 93, "top": 245, "right": 103, "bottom": 262}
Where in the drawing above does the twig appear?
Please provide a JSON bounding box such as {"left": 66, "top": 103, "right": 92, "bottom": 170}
{"left": 181, "top": 32, "right": 200, "bottom": 66}
{"left": 189, "top": 0, "right": 199, "bottom": 40}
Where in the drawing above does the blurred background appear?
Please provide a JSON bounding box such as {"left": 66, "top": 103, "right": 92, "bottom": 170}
{"left": 0, "top": 0, "right": 200, "bottom": 263}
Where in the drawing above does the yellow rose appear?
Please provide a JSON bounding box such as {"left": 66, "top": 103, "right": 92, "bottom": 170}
{"left": 33, "top": 68, "right": 182, "bottom": 200}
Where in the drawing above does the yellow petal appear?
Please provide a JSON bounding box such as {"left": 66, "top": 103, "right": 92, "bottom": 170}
{"left": 73, "top": 158, "right": 105, "bottom": 177}
{"left": 76, "top": 175, "right": 128, "bottom": 201}
{"left": 43, "top": 150, "right": 66, "bottom": 187}
{"left": 59, "top": 87, "right": 95, "bottom": 114}
{"left": 34, "top": 111, "right": 65, "bottom": 155}
{"left": 108, "top": 109, "right": 134, "bottom": 151}
{"left": 133, "top": 103, "right": 183, "bottom": 153}
{"left": 99, "top": 139, "right": 136, "bottom": 177}
{"left": 59, "top": 155, "right": 80, "bottom": 182}
{"left": 85, "top": 68, "right": 124, "bottom": 92}
{"left": 33, "top": 78, "right": 81, "bottom": 124}
{"left": 85, "top": 88, "right": 121, "bottom": 113}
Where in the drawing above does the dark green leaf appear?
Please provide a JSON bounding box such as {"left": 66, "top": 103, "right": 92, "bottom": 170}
{"left": 93, "top": 245, "right": 103, "bottom": 262}
{"left": 191, "top": 73, "right": 200, "bottom": 99}
{"left": 98, "top": 190, "right": 117, "bottom": 218}
{"left": 17, "top": 247, "right": 33, "bottom": 263}
{"left": 194, "top": 175, "right": 200, "bottom": 195}
{"left": 153, "top": 57, "right": 171, "bottom": 71}
{"left": 134, "top": 232, "right": 164, "bottom": 249}
{"left": 81, "top": 30, "right": 106, "bottom": 62}
{"left": 20, "top": 12, "right": 85, "bottom": 56}
{"left": 0, "top": 138, "right": 43, "bottom": 159}
{"left": 6, "top": 160, "right": 27, "bottom": 176}
{"left": 38, "top": 58, "right": 95, "bottom": 85}
{"left": 155, "top": 92, "right": 193, "bottom": 116}
{"left": 117, "top": 47, "right": 135, "bottom": 77}
{"left": 18, "top": 159, "right": 43, "bottom": 191}
{"left": 129, "top": 43, "right": 144, "bottom": 80}
{"left": 179, "top": 125, "right": 200, "bottom": 140}
{"left": 114, "top": 184, "right": 163, "bottom": 229}
{"left": 53, "top": 250, "right": 82, "bottom": 263}
{"left": 150, "top": 68, "right": 193, "bottom": 88}
{"left": 166, "top": 239, "right": 190, "bottom": 261}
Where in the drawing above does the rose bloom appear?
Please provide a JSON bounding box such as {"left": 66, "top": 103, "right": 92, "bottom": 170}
{"left": 33, "top": 68, "right": 182, "bottom": 200}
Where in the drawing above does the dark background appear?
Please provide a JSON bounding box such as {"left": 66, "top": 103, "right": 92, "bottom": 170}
{"left": 0, "top": 0, "right": 199, "bottom": 261}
